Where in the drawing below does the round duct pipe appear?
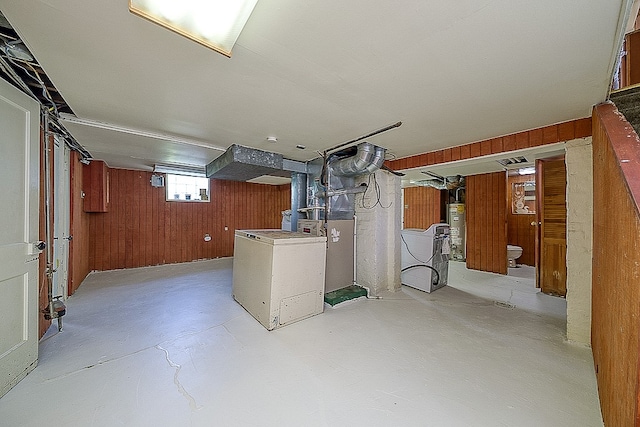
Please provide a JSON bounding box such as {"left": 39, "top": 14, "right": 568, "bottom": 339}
{"left": 329, "top": 142, "right": 386, "bottom": 177}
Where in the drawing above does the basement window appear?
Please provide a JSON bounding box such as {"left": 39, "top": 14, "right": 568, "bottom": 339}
{"left": 166, "top": 174, "right": 210, "bottom": 202}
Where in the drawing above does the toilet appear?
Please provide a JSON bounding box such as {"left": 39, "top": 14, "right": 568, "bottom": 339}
{"left": 507, "top": 245, "right": 523, "bottom": 267}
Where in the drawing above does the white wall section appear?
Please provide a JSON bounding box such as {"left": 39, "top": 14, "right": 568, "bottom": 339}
{"left": 565, "top": 137, "right": 594, "bottom": 345}
{"left": 354, "top": 170, "right": 402, "bottom": 296}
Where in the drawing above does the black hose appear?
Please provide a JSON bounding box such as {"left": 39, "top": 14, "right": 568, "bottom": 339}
{"left": 381, "top": 164, "right": 405, "bottom": 176}
{"left": 401, "top": 264, "right": 440, "bottom": 286}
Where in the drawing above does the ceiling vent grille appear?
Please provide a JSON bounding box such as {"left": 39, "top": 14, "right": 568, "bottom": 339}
{"left": 496, "top": 156, "right": 528, "bottom": 167}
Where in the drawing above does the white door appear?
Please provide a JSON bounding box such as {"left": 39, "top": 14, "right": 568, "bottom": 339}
{"left": 0, "top": 78, "right": 40, "bottom": 398}
{"left": 53, "top": 137, "right": 70, "bottom": 299}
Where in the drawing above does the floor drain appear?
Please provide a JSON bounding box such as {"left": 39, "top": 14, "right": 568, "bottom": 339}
{"left": 494, "top": 301, "right": 515, "bottom": 309}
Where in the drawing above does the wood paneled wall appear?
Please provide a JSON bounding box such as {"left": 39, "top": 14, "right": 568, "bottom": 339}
{"left": 69, "top": 151, "right": 90, "bottom": 295}
{"left": 466, "top": 171, "right": 507, "bottom": 274}
{"left": 403, "top": 186, "right": 445, "bottom": 229}
{"left": 86, "top": 168, "right": 291, "bottom": 271}
{"left": 387, "top": 117, "right": 591, "bottom": 171}
{"left": 506, "top": 174, "right": 536, "bottom": 266}
{"left": 592, "top": 102, "right": 640, "bottom": 426}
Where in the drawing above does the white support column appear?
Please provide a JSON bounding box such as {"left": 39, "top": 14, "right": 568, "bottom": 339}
{"left": 565, "top": 137, "right": 593, "bottom": 345}
{"left": 354, "top": 170, "right": 402, "bottom": 296}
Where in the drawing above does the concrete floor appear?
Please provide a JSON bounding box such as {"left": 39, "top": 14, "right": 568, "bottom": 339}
{"left": 0, "top": 259, "right": 602, "bottom": 426}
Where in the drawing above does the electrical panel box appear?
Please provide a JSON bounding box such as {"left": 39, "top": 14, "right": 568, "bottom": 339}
{"left": 297, "top": 219, "right": 325, "bottom": 236}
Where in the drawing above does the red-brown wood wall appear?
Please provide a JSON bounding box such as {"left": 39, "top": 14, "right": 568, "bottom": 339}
{"left": 403, "top": 186, "right": 445, "bottom": 229}
{"left": 86, "top": 168, "right": 291, "bottom": 271}
{"left": 466, "top": 172, "right": 507, "bottom": 274}
{"left": 387, "top": 117, "right": 592, "bottom": 171}
{"left": 506, "top": 174, "right": 536, "bottom": 266}
{"left": 592, "top": 102, "right": 640, "bottom": 426}
{"left": 69, "top": 151, "right": 90, "bottom": 295}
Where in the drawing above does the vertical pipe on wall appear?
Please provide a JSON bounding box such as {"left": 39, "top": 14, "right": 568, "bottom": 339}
{"left": 42, "top": 109, "right": 56, "bottom": 326}
{"left": 290, "top": 172, "right": 307, "bottom": 231}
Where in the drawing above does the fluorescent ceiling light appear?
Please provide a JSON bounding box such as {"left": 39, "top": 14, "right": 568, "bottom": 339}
{"left": 518, "top": 167, "right": 536, "bottom": 175}
{"left": 129, "top": 0, "right": 259, "bottom": 57}
{"left": 59, "top": 113, "right": 226, "bottom": 152}
{"left": 154, "top": 163, "right": 206, "bottom": 177}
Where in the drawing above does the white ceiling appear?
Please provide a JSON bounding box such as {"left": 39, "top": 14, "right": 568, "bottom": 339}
{"left": 0, "top": 0, "right": 631, "bottom": 173}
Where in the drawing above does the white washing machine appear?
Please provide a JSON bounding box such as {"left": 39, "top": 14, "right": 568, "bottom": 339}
{"left": 400, "top": 224, "right": 450, "bottom": 293}
{"left": 232, "top": 230, "right": 327, "bottom": 330}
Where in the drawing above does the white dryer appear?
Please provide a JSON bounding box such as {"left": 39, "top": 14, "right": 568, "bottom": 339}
{"left": 400, "top": 224, "right": 450, "bottom": 293}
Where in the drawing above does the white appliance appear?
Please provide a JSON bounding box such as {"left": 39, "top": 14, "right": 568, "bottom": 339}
{"left": 232, "top": 230, "right": 327, "bottom": 330}
{"left": 401, "top": 224, "right": 450, "bottom": 293}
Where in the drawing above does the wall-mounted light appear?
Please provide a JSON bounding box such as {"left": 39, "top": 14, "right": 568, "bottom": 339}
{"left": 154, "top": 163, "right": 206, "bottom": 177}
{"left": 129, "top": 0, "right": 260, "bottom": 57}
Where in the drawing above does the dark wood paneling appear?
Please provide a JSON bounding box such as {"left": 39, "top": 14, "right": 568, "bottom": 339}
{"left": 87, "top": 168, "right": 291, "bottom": 271}
{"left": 506, "top": 174, "right": 536, "bottom": 266}
{"left": 386, "top": 117, "right": 592, "bottom": 172}
{"left": 82, "top": 160, "right": 109, "bottom": 212}
{"left": 592, "top": 103, "right": 640, "bottom": 427}
{"left": 466, "top": 171, "right": 507, "bottom": 274}
{"left": 626, "top": 30, "right": 640, "bottom": 87}
{"left": 402, "top": 186, "right": 444, "bottom": 229}
{"left": 68, "top": 151, "right": 90, "bottom": 295}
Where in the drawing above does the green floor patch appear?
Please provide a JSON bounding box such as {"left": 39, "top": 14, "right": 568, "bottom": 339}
{"left": 324, "top": 285, "right": 368, "bottom": 306}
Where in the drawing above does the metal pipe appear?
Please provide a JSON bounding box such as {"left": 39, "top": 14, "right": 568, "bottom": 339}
{"left": 353, "top": 215, "right": 357, "bottom": 285}
{"left": 324, "top": 121, "right": 402, "bottom": 155}
{"left": 320, "top": 184, "right": 368, "bottom": 197}
{"left": 290, "top": 172, "right": 307, "bottom": 231}
{"left": 455, "top": 186, "right": 463, "bottom": 202}
{"left": 43, "top": 109, "right": 56, "bottom": 326}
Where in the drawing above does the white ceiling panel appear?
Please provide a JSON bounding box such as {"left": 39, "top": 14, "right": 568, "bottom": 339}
{"left": 0, "top": 0, "right": 630, "bottom": 170}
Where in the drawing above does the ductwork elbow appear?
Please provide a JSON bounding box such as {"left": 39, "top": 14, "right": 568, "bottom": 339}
{"left": 363, "top": 146, "right": 386, "bottom": 174}
{"left": 330, "top": 142, "right": 386, "bottom": 177}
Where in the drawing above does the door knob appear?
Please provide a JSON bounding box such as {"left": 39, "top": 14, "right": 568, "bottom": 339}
{"left": 530, "top": 221, "right": 540, "bottom": 226}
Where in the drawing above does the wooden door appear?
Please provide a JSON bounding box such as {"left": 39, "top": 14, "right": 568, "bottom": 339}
{"left": 0, "top": 77, "right": 40, "bottom": 397}
{"left": 625, "top": 30, "right": 640, "bottom": 88}
{"left": 536, "top": 158, "right": 567, "bottom": 296}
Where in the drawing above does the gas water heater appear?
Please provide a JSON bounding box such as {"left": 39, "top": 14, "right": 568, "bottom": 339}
{"left": 448, "top": 203, "right": 466, "bottom": 261}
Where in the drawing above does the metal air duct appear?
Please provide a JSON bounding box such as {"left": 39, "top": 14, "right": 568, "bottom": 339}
{"left": 206, "top": 144, "right": 306, "bottom": 181}
{"left": 324, "top": 142, "right": 387, "bottom": 219}
{"left": 329, "top": 142, "right": 385, "bottom": 177}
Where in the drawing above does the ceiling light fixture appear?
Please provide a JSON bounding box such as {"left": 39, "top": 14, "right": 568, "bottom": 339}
{"left": 154, "top": 163, "right": 206, "bottom": 177}
{"left": 129, "top": 0, "right": 260, "bottom": 57}
{"left": 518, "top": 166, "right": 536, "bottom": 175}
{"left": 59, "top": 113, "right": 226, "bottom": 152}
{"left": 266, "top": 136, "right": 277, "bottom": 143}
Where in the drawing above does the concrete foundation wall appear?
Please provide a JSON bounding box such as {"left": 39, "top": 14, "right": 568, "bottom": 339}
{"left": 565, "top": 137, "right": 593, "bottom": 345}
